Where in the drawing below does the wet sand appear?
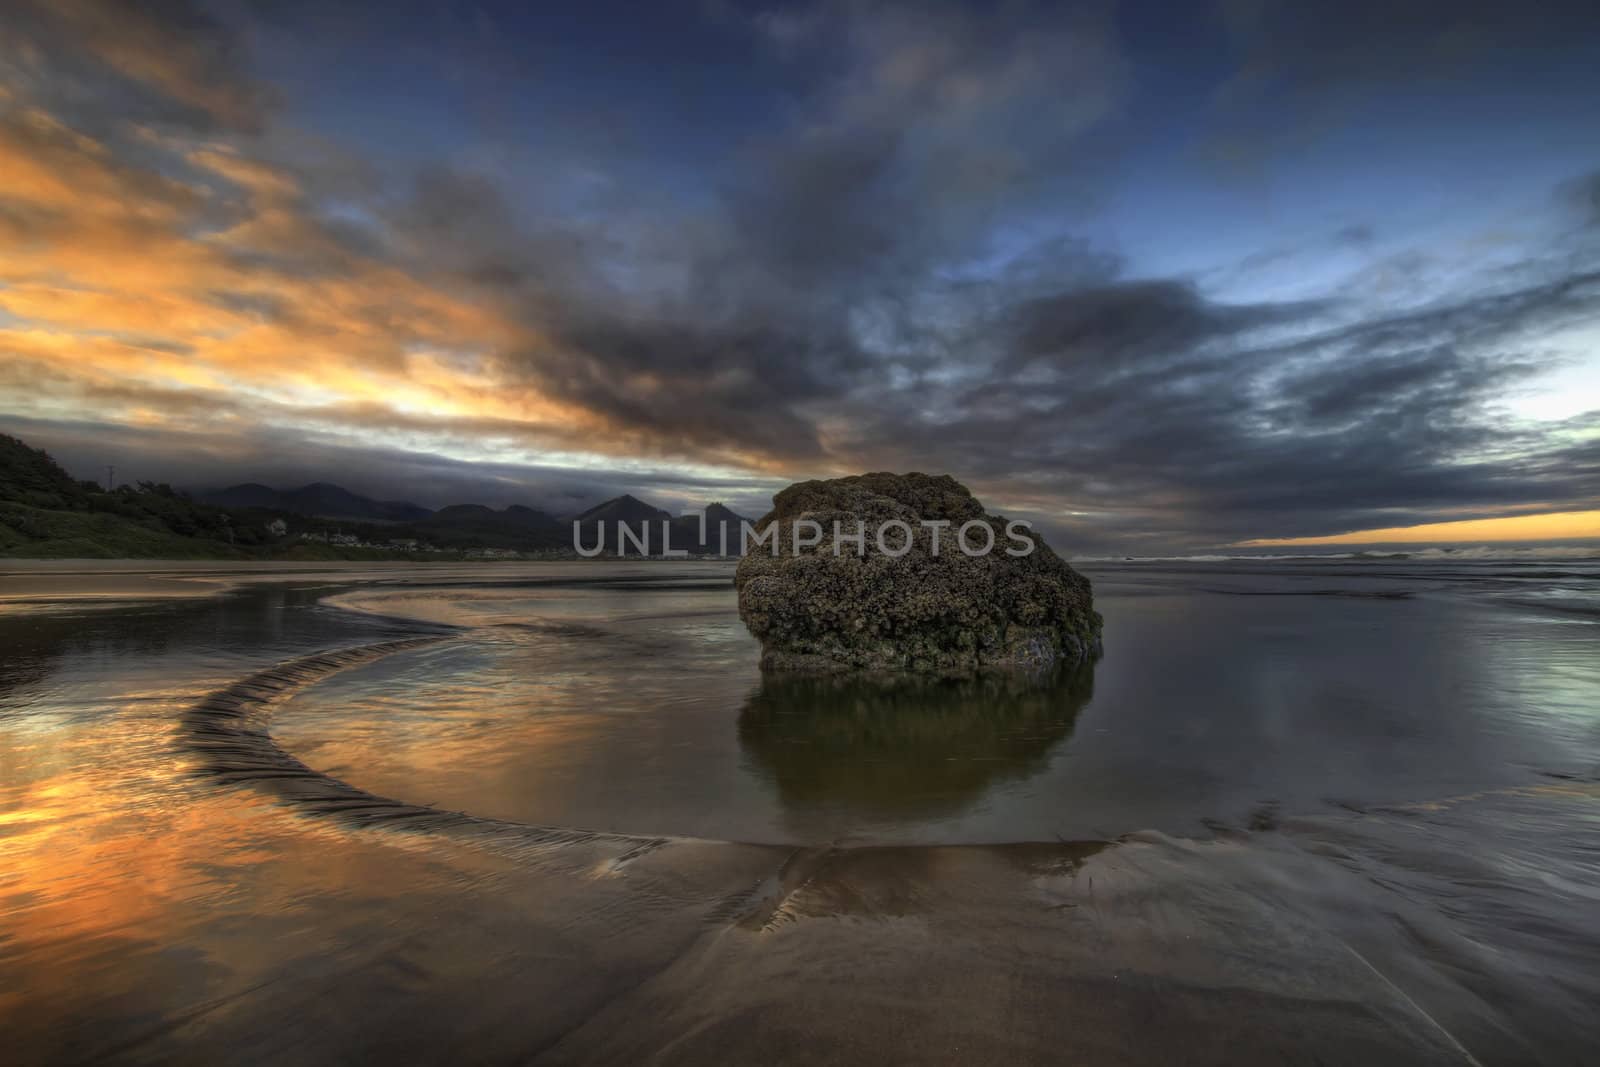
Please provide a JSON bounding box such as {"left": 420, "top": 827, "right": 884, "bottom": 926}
{"left": 2, "top": 560, "right": 1598, "bottom": 1064}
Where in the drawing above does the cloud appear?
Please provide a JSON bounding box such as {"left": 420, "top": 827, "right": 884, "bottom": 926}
{"left": 2, "top": 0, "right": 272, "bottom": 134}
{"left": 1205, "top": 0, "right": 1600, "bottom": 165}
{"left": 1560, "top": 170, "right": 1600, "bottom": 229}
{"left": 805, "top": 251, "right": 1600, "bottom": 550}
{"left": 0, "top": 0, "right": 1598, "bottom": 552}
{"left": 393, "top": 1, "right": 1133, "bottom": 471}
{"left": 1240, "top": 509, "right": 1600, "bottom": 547}
{"left": 1004, "top": 280, "right": 1307, "bottom": 372}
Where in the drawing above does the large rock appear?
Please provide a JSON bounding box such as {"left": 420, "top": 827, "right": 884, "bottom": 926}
{"left": 735, "top": 473, "right": 1102, "bottom": 673}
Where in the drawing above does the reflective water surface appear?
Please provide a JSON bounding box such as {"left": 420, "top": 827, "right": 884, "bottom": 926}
{"left": 275, "top": 560, "right": 1600, "bottom": 844}
{"left": 2, "top": 558, "right": 1598, "bottom": 1063}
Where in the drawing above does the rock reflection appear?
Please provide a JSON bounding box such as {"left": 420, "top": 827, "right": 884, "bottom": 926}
{"left": 738, "top": 665, "right": 1094, "bottom": 820}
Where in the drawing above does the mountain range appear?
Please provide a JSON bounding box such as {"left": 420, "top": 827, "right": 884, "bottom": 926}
{"left": 197, "top": 481, "right": 750, "bottom": 554}
{"left": 0, "top": 429, "right": 749, "bottom": 559}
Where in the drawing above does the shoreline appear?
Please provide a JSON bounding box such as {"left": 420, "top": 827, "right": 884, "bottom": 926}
{"left": 0, "top": 557, "right": 742, "bottom": 608}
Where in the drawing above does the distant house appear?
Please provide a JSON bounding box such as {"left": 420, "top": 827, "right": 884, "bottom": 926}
{"left": 266, "top": 518, "right": 288, "bottom": 537}
{"left": 466, "top": 547, "right": 521, "bottom": 560}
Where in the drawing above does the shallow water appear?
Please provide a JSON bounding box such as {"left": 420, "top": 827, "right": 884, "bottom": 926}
{"left": 275, "top": 560, "right": 1600, "bottom": 844}
{"left": 2, "top": 558, "right": 1598, "bottom": 1063}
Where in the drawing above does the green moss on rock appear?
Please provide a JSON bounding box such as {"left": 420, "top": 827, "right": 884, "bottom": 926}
{"left": 734, "top": 473, "right": 1102, "bottom": 673}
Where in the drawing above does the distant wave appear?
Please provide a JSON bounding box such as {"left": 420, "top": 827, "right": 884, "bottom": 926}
{"left": 1198, "top": 588, "right": 1416, "bottom": 599}
{"left": 1404, "top": 545, "right": 1600, "bottom": 561}
{"left": 1491, "top": 595, "right": 1600, "bottom": 620}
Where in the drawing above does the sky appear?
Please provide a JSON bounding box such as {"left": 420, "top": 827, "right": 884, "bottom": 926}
{"left": 1, "top": 0, "right": 1598, "bottom": 554}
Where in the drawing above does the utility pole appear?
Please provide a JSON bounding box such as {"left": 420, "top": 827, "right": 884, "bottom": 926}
{"left": 105, "top": 465, "right": 115, "bottom": 491}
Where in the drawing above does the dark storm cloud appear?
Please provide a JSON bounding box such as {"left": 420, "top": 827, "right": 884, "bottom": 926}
{"left": 1004, "top": 280, "right": 1309, "bottom": 372}
{"left": 1560, "top": 171, "right": 1600, "bottom": 229}
{"left": 414, "top": 1, "right": 1127, "bottom": 465}
{"left": 4, "top": 0, "right": 1599, "bottom": 552}
{"left": 596, "top": 180, "right": 1595, "bottom": 548}
{"left": 213, "top": 3, "right": 1600, "bottom": 544}
{"left": 1, "top": 0, "right": 271, "bottom": 134}
{"left": 379, "top": 163, "right": 871, "bottom": 459}
{"left": 820, "top": 260, "right": 1600, "bottom": 549}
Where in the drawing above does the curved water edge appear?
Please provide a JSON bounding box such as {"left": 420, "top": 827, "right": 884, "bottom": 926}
{"left": 186, "top": 627, "right": 1558, "bottom": 852}
{"left": 181, "top": 636, "right": 677, "bottom": 862}
{"left": 180, "top": 631, "right": 1119, "bottom": 853}
{"left": 176, "top": 636, "right": 1162, "bottom": 945}
{"left": 183, "top": 562, "right": 1600, "bottom": 849}
{"left": 175, "top": 632, "right": 1141, "bottom": 932}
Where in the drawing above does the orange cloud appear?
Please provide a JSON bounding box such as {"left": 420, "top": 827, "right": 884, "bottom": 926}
{"left": 0, "top": 91, "right": 633, "bottom": 460}
{"left": 0, "top": 15, "right": 844, "bottom": 492}
{"left": 1238, "top": 510, "right": 1600, "bottom": 546}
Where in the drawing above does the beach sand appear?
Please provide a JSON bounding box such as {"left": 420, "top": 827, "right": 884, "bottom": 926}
{"left": 2, "top": 561, "right": 1597, "bottom": 1064}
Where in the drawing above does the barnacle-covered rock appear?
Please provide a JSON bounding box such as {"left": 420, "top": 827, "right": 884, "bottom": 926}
{"left": 734, "top": 473, "right": 1102, "bottom": 673}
